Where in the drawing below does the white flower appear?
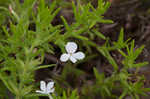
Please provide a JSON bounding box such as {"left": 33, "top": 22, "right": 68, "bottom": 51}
{"left": 60, "top": 42, "right": 85, "bottom": 63}
{"left": 36, "top": 81, "right": 55, "bottom": 94}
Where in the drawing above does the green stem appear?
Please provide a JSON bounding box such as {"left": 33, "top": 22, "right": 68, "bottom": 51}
{"left": 15, "top": 95, "right": 22, "bottom": 99}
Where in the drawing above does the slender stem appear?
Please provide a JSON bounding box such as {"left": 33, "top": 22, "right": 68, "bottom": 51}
{"left": 9, "top": 5, "right": 20, "bottom": 22}
{"left": 77, "top": 0, "right": 80, "bottom": 11}
{"left": 48, "top": 94, "right": 53, "bottom": 99}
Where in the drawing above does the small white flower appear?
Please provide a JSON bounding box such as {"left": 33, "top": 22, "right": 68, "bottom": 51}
{"left": 60, "top": 42, "right": 85, "bottom": 63}
{"left": 36, "top": 81, "right": 55, "bottom": 94}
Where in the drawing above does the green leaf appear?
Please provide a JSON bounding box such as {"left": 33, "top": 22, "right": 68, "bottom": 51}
{"left": 35, "top": 64, "right": 56, "bottom": 70}
{"left": 97, "top": 47, "right": 118, "bottom": 71}
{"left": 92, "top": 29, "right": 106, "bottom": 40}
{"left": 61, "top": 16, "right": 70, "bottom": 32}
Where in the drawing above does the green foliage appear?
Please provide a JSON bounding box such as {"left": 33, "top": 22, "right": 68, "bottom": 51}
{"left": 0, "top": 0, "right": 58, "bottom": 98}
{"left": 119, "top": 40, "right": 148, "bottom": 69}
{"left": 93, "top": 67, "right": 113, "bottom": 98}
{"left": 92, "top": 29, "right": 150, "bottom": 99}
{"left": 53, "top": 89, "right": 79, "bottom": 99}
{"left": 97, "top": 45, "right": 118, "bottom": 71}
{"left": 113, "top": 28, "right": 130, "bottom": 49}
{"left": 0, "top": 81, "right": 8, "bottom": 99}
{"left": 56, "top": 0, "right": 112, "bottom": 52}
{"left": 118, "top": 71, "right": 150, "bottom": 99}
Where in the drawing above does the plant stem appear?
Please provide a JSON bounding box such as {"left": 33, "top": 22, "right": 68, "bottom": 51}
{"left": 48, "top": 94, "right": 53, "bottom": 99}
{"left": 15, "top": 95, "right": 22, "bottom": 99}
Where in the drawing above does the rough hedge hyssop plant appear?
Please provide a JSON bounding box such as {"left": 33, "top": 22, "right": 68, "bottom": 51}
{"left": 0, "top": 0, "right": 149, "bottom": 99}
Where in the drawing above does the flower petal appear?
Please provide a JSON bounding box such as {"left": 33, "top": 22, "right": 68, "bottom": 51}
{"left": 69, "top": 56, "right": 77, "bottom": 63}
{"left": 65, "top": 42, "right": 77, "bottom": 53}
{"left": 72, "top": 52, "right": 85, "bottom": 60}
{"left": 47, "top": 81, "right": 54, "bottom": 89}
{"left": 36, "top": 90, "right": 46, "bottom": 94}
{"left": 40, "top": 81, "right": 46, "bottom": 91}
{"left": 46, "top": 81, "right": 55, "bottom": 93}
{"left": 60, "top": 53, "right": 70, "bottom": 62}
{"left": 47, "top": 88, "right": 55, "bottom": 94}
